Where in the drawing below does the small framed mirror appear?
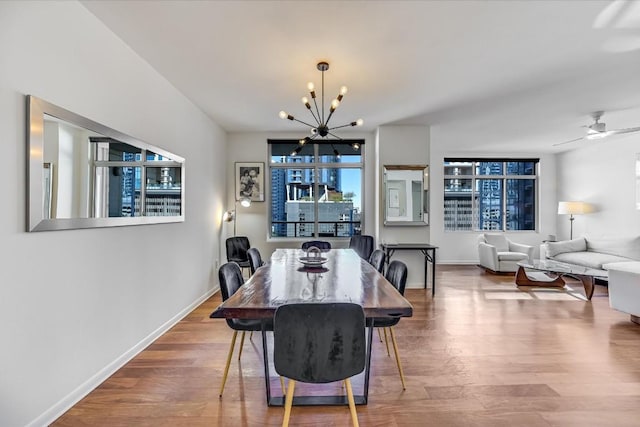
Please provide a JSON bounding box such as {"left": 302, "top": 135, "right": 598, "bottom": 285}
{"left": 383, "top": 165, "right": 429, "bottom": 226}
{"left": 28, "top": 95, "right": 185, "bottom": 231}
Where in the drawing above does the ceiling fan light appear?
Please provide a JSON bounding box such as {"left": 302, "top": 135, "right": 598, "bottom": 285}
{"left": 586, "top": 131, "right": 610, "bottom": 140}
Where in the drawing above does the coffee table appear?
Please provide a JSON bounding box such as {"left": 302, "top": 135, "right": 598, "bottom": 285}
{"left": 515, "top": 259, "right": 608, "bottom": 300}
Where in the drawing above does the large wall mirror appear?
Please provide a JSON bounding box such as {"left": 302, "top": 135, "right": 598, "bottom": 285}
{"left": 28, "top": 95, "right": 185, "bottom": 231}
{"left": 383, "top": 165, "right": 429, "bottom": 226}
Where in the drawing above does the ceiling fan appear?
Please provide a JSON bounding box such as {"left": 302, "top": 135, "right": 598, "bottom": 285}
{"left": 554, "top": 111, "right": 640, "bottom": 146}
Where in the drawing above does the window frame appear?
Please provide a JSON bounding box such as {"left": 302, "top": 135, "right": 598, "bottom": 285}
{"left": 443, "top": 158, "right": 538, "bottom": 232}
{"left": 268, "top": 139, "right": 365, "bottom": 240}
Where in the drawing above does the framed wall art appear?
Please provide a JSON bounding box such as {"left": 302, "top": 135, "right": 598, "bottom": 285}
{"left": 235, "top": 162, "right": 264, "bottom": 202}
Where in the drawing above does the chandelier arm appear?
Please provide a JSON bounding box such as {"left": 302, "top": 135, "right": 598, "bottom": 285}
{"left": 328, "top": 122, "right": 356, "bottom": 131}
{"left": 291, "top": 117, "right": 318, "bottom": 128}
{"left": 312, "top": 96, "right": 322, "bottom": 124}
{"left": 324, "top": 109, "right": 337, "bottom": 127}
{"left": 307, "top": 106, "right": 321, "bottom": 126}
{"left": 327, "top": 131, "right": 344, "bottom": 140}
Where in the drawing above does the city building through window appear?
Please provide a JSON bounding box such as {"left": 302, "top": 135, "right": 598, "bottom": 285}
{"left": 268, "top": 140, "right": 364, "bottom": 238}
{"left": 444, "top": 158, "right": 538, "bottom": 231}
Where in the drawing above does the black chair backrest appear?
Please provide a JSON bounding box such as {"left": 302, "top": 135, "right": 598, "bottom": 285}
{"left": 274, "top": 303, "right": 366, "bottom": 384}
{"left": 301, "top": 240, "right": 331, "bottom": 251}
{"left": 217, "top": 262, "right": 270, "bottom": 331}
{"left": 226, "top": 236, "right": 250, "bottom": 264}
{"left": 218, "top": 262, "right": 244, "bottom": 302}
{"left": 385, "top": 260, "right": 408, "bottom": 295}
{"left": 247, "top": 247, "right": 263, "bottom": 275}
{"left": 349, "top": 235, "right": 374, "bottom": 260}
{"left": 368, "top": 249, "right": 386, "bottom": 274}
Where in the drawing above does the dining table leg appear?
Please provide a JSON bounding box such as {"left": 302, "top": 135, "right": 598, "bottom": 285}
{"left": 261, "top": 321, "right": 272, "bottom": 405}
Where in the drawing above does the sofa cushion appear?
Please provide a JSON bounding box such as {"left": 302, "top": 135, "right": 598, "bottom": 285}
{"left": 484, "top": 234, "right": 509, "bottom": 252}
{"left": 497, "top": 251, "right": 529, "bottom": 261}
{"left": 587, "top": 237, "right": 640, "bottom": 261}
{"left": 546, "top": 238, "right": 587, "bottom": 257}
{"left": 553, "top": 251, "right": 632, "bottom": 270}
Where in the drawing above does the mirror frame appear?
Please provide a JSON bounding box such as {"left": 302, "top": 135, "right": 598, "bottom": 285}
{"left": 383, "top": 164, "right": 429, "bottom": 226}
{"left": 27, "top": 95, "right": 185, "bottom": 231}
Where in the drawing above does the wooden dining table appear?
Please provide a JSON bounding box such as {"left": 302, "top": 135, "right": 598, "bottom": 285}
{"left": 210, "top": 248, "right": 413, "bottom": 406}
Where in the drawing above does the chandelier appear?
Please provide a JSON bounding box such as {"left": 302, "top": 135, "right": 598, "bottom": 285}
{"left": 279, "top": 61, "right": 363, "bottom": 156}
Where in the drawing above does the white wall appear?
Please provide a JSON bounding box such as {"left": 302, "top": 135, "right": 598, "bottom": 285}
{"left": 0, "top": 2, "right": 226, "bottom": 426}
{"left": 429, "top": 126, "right": 558, "bottom": 263}
{"left": 556, "top": 133, "right": 640, "bottom": 239}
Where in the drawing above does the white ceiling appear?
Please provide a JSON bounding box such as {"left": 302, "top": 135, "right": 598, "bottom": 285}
{"left": 82, "top": 0, "right": 640, "bottom": 153}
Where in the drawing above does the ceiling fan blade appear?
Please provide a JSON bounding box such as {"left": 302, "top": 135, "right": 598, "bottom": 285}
{"left": 609, "top": 126, "right": 640, "bottom": 136}
{"left": 553, "top": 136, "right": 584, "bottom": 147}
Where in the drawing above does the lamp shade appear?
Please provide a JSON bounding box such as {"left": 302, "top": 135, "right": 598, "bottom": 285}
{"left": 558, "top": 201, "right": 590, "bottom": 215}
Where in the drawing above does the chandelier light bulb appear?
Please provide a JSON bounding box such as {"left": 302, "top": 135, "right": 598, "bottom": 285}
{"left": 340, "top": 86, "right": 348, "bottom": 95}
{"left": 356, "top": 118, "right": 364, "bottom": 126}
{"left": 351, "top": 142, "right": 361, "bottom": 151}
{"left": 307, "top": 82, "right": 315, "bottom": 92}
{"left": 301, "top": 97, "right": 311, "bottom": 109}
{"left": 279, "top": 110, "right": 288, "bottom": 119}
{"left": 311, "top": 128, "right": 318, "bottom": 135}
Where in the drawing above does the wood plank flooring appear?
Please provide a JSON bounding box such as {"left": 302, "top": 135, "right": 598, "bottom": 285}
{"left": 53, "top": 266, "right": 640, "bottom": 426}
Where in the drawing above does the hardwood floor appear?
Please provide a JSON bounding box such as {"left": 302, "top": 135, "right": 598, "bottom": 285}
{"left": 54, "top": 266, "right": 640, "bottom": 426}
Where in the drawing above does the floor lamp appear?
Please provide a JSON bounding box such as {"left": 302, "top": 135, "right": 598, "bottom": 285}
{"left": 223, "top": 197, "right": 252, "bottom": 236}
{"left": 557, "top": 201, "right": 589, "bottom": 240}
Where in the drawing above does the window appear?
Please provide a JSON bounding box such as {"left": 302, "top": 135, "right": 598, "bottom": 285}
{"left": 269, "top": 140, "right": 364, "bottom": 238}
{"left": 444, "top": 159, "right": 537, "bottom": 231}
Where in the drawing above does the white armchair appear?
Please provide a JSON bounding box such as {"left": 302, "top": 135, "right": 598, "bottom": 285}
{"left": 478, "top": 234, "right": 534, "bottom": 273}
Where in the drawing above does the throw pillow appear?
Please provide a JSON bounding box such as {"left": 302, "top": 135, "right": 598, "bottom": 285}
{"left": 546, "top": 237, "right": 587, "bottom": 257}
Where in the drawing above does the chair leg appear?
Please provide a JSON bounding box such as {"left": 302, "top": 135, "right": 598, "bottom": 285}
{"left": 383, "top": 328, "right": 391, "bottom": 357}
{"left": 344, "top": 378, "right": 360, "bottom": 427}
{"left": 250, "top": 331, "right": 253, "bottom": 341}
{"left": 219, "top": 330, "right": 238, "bottom": 397}
{"left": 280, "top": 376, "right": 286, "bottom": 395}
{"left": 237, "top": 331, "right": 246, "bottom": 360}
{"left": 389, "top": 327, "right": 406, "bottom": 390}
{"left": 377, "top": 327, "right": 383, "bottom": 342}
{"left": 282, "top": 379, "right": 296, "bottom": 427}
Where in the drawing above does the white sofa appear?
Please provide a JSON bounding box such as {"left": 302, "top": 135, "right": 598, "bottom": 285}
{"left": 542, "top": 236, "right": 640, "bottom": 323}
{"left": 478, "top": 234, "right": 534, "bottom": 273}
{"left": 542, "top": 237, "right": 640, "bottom": 272}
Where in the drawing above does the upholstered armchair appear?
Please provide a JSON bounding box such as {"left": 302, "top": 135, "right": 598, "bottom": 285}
{"left": 478, "top": 233, "right": 534, "bottom": 273}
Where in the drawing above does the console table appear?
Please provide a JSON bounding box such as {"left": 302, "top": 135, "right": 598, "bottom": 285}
{"left": 380, "top": 243, "right": 438, "bottom": 295}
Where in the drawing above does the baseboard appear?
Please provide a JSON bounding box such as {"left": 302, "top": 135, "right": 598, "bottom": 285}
{"left": 29, "top": 287, "right": 218, "bottom": 427}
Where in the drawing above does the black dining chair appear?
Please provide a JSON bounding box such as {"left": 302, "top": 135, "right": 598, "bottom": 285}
{"left": 349, "top": 235, "right": 374, "bottom": 260}
{"left": 301, "top": 240, "right": 331, "bottom": 251}
{"left": 226, "top": 236, "right": 251, "bottom": 276}
{"left": 216, "top": 262, "right": 275, "bottom": 397}
{"left": 368, "top": 249, "right": 386, "bottom": 274}
{"left": 246, "top": 247, "right": 264, "bottom": 275}
{"left": 373, "top": 260, "right": 408, "bottom": 390}
{"left": 274, "top": 302, "right": 366, "bottom": 427}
